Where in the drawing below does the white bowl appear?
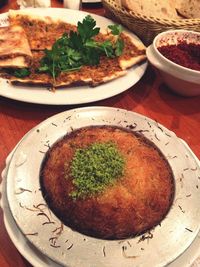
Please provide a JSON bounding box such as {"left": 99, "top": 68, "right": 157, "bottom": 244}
{"left": 146, "top": 30, "right": 200, "bottom": 96}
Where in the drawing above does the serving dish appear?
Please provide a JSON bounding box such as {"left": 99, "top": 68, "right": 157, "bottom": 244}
{"left": 5, "top": 106, "right": 200, "bottom": 267}
{"left": 146, "top": 30, "right": 200, "bottom": 97}
{"left": 1, "top": 133, "right": 200, "bottom": 267}
{"left": 82, "top": 0, "right": 101, "bottom": 3}
{"left": 0, "top": 8, "right": 147, "bottom": 105}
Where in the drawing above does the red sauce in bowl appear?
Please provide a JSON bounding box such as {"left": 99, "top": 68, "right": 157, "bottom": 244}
{"left": 157, "top": 42, "right": 200, "bottom": 71}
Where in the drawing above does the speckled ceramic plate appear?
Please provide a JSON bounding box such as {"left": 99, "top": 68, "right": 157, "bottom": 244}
{"left": 6, "top": 107, "right": 200, "bottom": 267}
{"left": 1, "top": 136, "right": 200, "bottom": 267}
{"left": 0, "top": 138, "right": 61, "bottom": 267}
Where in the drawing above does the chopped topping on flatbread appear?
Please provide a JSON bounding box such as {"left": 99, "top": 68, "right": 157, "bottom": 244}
{"left": 9, "top": 10, "right": 76, "bottom": 50}
{"left": 0, "top": 10, "right": 146, "bottom": 88}
{"left": 118, "top": 34, "right": 146, "bottom": 69}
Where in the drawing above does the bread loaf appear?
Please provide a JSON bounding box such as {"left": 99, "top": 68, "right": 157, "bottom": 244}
{"left": 121, "top": 0, "right": 180, "bottom": 19}
{"left": 177, "top": 0, "right": 200, "bottom": 18}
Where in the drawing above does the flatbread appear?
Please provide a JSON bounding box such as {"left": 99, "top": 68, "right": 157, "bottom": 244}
{"left": 8, "top": 10, "right": 76, "bottom": 50}
{"left": 119, "top": 35, "right": 146, "bottom": 69}
{"left": 102, "top": 31, "right": 146, "bottom": 70}
{"left": 121, "top": 0, "right": 179, "bottom": 19}
{"left": 177, "top": 0, "right": 200, "bottom": 18}
{"left": 0, "top": 25, "right": 32, "bottom": 68}
{"left": 0, "top": 50, "right": 127, "bottom": 87}
{"left": 6, "top": 70, "right": 127, "bottom": 88}
{"left": 1, "top": 11, "right": 146, "bottom": 88}
{"left": 174, "top": 0, "right": 183, "bottom": 10}
{"left": 0, "top": 56, "right": 28, "bottom": 68}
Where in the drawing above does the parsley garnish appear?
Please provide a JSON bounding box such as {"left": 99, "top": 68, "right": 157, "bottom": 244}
{"left": 38, "top": 15, "right": 124, "bottom": 80}
{"left": 13, "top": 68, "right": 30, "bottom": 78}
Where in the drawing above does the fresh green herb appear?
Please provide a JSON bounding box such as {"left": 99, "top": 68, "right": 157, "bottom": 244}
{"left": 108, "top": 24, "right": 123, "bottom": 36}
{"left": 108, "top": 24, "right": 124, "bottom": 56}
{"left": 13, "top": 68, "right": 31, "bottom": 78}
{"left": 77, "top": 14, "right": 100, "bottom": 42}
{"left": 38, "top": 32, "right": 82, "bottom": 80}
{"left": 38, "top": 15, "right": 124, "bottom": 80}
{"left": 69, "top": 142, "right": 125, "bottom": 199}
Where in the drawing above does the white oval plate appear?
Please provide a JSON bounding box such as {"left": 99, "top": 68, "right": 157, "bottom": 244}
{"left": 0, "top": 8, "right": 147, "bottom": 105}
{"left": 82, "top": 0, "right": 101, "bottom": 3}
{"left": 6, "top": 106, "right": 200, "bottom": 267}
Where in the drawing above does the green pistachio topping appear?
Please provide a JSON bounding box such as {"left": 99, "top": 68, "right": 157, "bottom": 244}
{"left": 69, "top": 142, "right": 125, "bottom": 199}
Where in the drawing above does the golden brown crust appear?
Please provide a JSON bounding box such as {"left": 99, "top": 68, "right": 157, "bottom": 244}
{"left": 0, "top": 56, "right": 28, "bottom": 68}
{"left": 40, "top": 126, "right": 175, "bottom": 240}
{"left": 118, "top": 33, "right": 146, "bottom": 69}
{"left": 0, "top": 25, "right": 32, "bottom": 58}
{"left": 0, "top": 25, "right": 32, "bottom": 68}
{"left": 176, "top": 0, "right": 200, "bottom": 19}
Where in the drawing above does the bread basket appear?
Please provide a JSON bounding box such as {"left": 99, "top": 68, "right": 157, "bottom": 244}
{"left": 102, "top": 0, "right": 200, "bottom": 45}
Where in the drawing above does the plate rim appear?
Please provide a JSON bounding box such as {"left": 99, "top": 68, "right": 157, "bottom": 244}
{"left": 0, "top": 140, "right": 62, "bottom": 267}
{"left": 82, "top": 0, "right": 102, "bottom": 3}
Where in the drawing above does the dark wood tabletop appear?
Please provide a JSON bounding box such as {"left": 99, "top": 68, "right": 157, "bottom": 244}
{"left": 0, "top": 1, "right": 200, "bottom": 266}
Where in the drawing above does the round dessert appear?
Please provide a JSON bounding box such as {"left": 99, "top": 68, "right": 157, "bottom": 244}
{"left": 40, "top": 126, "right": 175, "bottom": 240}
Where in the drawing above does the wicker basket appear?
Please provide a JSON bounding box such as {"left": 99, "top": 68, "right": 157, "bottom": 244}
{"left": 102, "top": 0, "right": 200, "bottom": 45}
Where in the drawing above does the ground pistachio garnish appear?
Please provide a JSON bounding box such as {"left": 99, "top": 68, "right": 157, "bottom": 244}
{"left": 69, "top": 142, "right": 125, "bottom": 199}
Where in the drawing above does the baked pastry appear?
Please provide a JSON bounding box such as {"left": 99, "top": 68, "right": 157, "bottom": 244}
{"left": 0, "top": 25, "right": 32, "bottom": 68}
{"left": 40, "top": 126, "right": 175, "bottom": 240}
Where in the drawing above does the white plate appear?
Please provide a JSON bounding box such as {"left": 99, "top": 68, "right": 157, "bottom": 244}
{"left": 0, "top": 8, "right": 147, "bottom": 105}
{"left": 82, "top": 0, "right": 101, "bottom": 3}
{"left": 5, "top": 106, "right": 200, "bottom": 267}
{"left": 1, "top": 133, "right": 200, "bottom": 267}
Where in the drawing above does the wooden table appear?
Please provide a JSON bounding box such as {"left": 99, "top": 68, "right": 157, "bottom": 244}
{"left": 0, "top": 1, "right": 200, "bottom": 266}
